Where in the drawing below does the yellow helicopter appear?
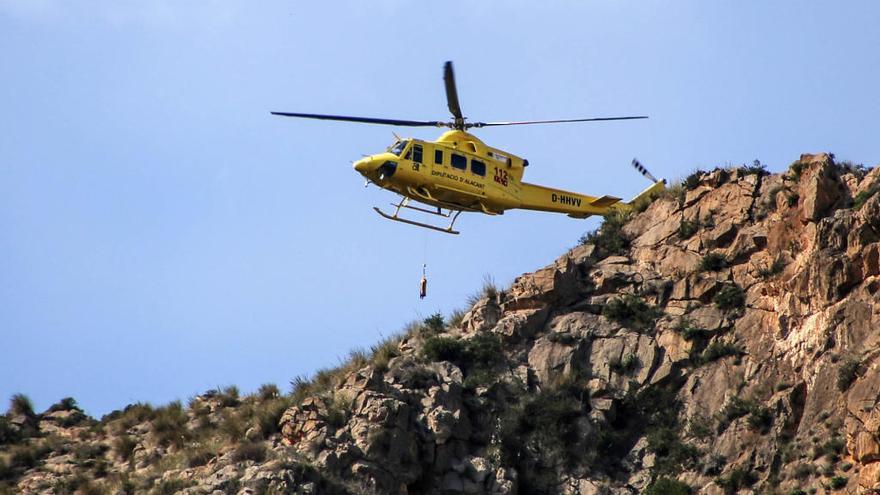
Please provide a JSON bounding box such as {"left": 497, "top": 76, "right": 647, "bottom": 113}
{"left": 273, "top": 62, "right": 665, "bottom": 235}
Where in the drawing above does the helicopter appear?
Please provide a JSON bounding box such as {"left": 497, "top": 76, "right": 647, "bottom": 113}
{"left": 272, "top": 62, "right": 665, "bottom": 235}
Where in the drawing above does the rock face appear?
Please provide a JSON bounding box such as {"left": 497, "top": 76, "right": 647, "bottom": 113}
{"left": 3, "top": 155, "right": 880, "bottom": 494}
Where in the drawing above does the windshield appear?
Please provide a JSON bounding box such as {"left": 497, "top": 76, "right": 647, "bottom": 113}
{"left": 388, "top": 140, "right": 409, "bottom": 157}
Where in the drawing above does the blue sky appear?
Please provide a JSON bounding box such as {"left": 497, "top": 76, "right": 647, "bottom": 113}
{"left": 2, "top": 1, "right": 878, "bottom": 416}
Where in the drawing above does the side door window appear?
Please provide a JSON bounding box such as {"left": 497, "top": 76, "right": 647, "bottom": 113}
{"left": 451, "top": 153, "right": 467, "bottom": 170}
{"left": 435, "top": 149, "right": 443, "bottom": 165}
{"left": 471, "top": 159, "right": 486, "bottom": 177}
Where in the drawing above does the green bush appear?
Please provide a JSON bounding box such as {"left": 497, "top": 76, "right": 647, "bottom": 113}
{"left": 837, "top": 359, "right": 861, "bottom": 391}
{"left": 256, "top": 398, "right": 292, "bottom": 438}
{"left": 678, "top": 219, "right": 699, "bottom": 240}
{"left": 737, "top": 160, "right": 768, "bottom": 177}
{"left": 715, "top": 467, "right": 756, "bottom": 494}
{"left": 423, "top": 312, "right": 445, "bottom": 333}
{"left": 694, "top": 341, "right": 742, "bottom": 366}
{"left": 219, "top": 410, "right": 246, "bottom": 442}
{"left": 853, "top": 184, "right": 879, "bottom": 209}
{"left": 717, "top": 397, "right": 755, "bottom": 432}
{"left": 370, "top": 336, "right": 401, "bottom": 373}
{"left": 746, "top": 406, "right": 774, "bottom": 434}
{"left": 186, "top": 447, "right": 215, "bottom": 468}
{"left": 151, "top": 401, "right": 189, "bottom": 448}
{"left": 829, "top": 475, "right": 848, "bottom": 490}
{"left": 113, "top": 435, "right": 137, "bottom": 463}
{"left": 699, "top": 252, "right": 728, "bottom": 272}
{"left": 646, "top": 477, "right": 692, "bottom": 495}
{"left": 713, "top": 284, "right": 745, "bottom": 311}
{"left": 675, "top": 318, "right": 707, "bottom": 342}
{"left": 684, "top": 170, "right": 705, "bottom": 190}
{"left": 815, "top": 436, "right": 846, "bottom": 461}
{"left": 153, "top": 478, "right": 195, "bottom": 495}
{"left": 602, "top": 295, "right": 661, "bottom": 331}
{"left": 232, "top": 441, "right": 267, "bottom": 463}
{"left": 579, "top": 209, "right": 632, "bottom": 259}
{"left": 647, "top": 426, "right": 701, "bottom": 475}
{"left": 216, "top": 386, "right": 240, "bottom": 407}
{"left": 8, "top": 394, "right": 35, "bottom": 419}
{"left": 610, "top": 354, "right": 641, "bottom": 375}
{"left": 789, "top": 161, "right": 805, "bottom": 181}
{"left": 687, "top": 413, "right": 713, "bottom": 440}
{"left": 0, "top": 416, "right": 20, "bottom": 446}
{"left": 257, "top": 383, "right": 280, "bottom": 401}
{"left": 422, "top": 336, "right": 466, "bottom": 363}
{"left": 758, "top": 256, "right": 787, "bottom": 279}
{"left": 47, "top": 397, "right": 80, "bottom": 413}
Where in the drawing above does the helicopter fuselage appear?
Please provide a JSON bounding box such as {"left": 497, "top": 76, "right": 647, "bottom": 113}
{"left": 353, "top": 130, "right": 661, "bottom": 221}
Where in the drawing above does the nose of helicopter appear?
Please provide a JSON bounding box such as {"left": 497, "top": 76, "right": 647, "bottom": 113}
{"left": 353, "top": 157, "right": 379, "bottom": 174}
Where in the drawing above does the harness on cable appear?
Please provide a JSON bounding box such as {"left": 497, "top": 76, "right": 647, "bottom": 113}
{"left": 419, "top": 264, "right": 427, "bottom": 299}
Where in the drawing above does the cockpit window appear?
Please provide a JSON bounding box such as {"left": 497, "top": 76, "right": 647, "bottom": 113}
{"left": 389, "top": 140, "right": 409, "bottom": 157}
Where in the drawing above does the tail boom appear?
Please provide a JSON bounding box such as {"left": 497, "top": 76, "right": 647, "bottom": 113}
{"left": 518, "top": 179, "right": 666, "bottom": 218}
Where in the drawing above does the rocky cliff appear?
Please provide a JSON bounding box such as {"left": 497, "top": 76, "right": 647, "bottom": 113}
{"left": 3, "top": 153, "right": 880, "bottom": 495}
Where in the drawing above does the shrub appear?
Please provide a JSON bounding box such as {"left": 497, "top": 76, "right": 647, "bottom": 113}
{"left": 758, "top": 256, "right": 787, "bottom": 279}
{"left": 746, "top": 406, "right": 774, "bottom": 434}
{"left": 447, "top": 309, "right": 466, "bottom": 329}
{"left": 737, "top": 160, "right": 768, "bottom": 177}
{"left": 647, "top": 426, "right": 701, "bottom": 475}
{"left": 713, "top": 284, "right": 745, "bottom": 311}
{"left": 151, "top": 401, "right": 189, "bottom": 448}
{"left": 153, "top": 478, "right": 194, "bottom": 495}
{"left": 815, "top": 436, "right": 846, "bottom": 461}
{"left": 694, "top": 341, "right": 742, "bottom": 365}
{"left": 717, "top": 397, "right": 755, "bottom": 432}
{"left": 602, "top": 295, "right": 661, "bottom": 331}
{"left": 255, "top": 398, "right": 292, "bottom": 438}
{"left": 675, "top": 318, "right": 707, "bottom": 342}
{"left": 186, "top": 447, "right": 215, "bottom": 468}
{"left": 678, "top": 219, "right": 699, "bottom": 240}
{"left": 219, "top": 410, "right": 246, "bottom": 442}
{"left": 257, "top": 384, "right": 280, "bottom": 401}
{"left": 646, "top": 477, "right": 692, "bottom": 495}
{"left": 370, "top": 336, "right": 401, "bottom": 373}
{"left": 8, "top": 394, "right": 35, "bottom": 419}
{"left": 232, "top": 441, "right": 267, "bottom": 463}
{"left": 579, "top": 209, "right": 632, "bottom": 259}
{"left": 0, "top": 416, "right": 20, "bottom": 446}
{"left": 829, "top": 475, "right": 848, "bottom": 490}
{"left": 47, "top": 397, "right": 80, "bottom": 413}
{"left": 610, "top": 353, "right": 641, "bottom": 375}
{"left": 699, "top": 252, "right": 729, "bottom": 272}
{"left": 789, "top": 161, "right": 805, "bottom": 181}
{"left": 423, "top": 312, "right": 445, "bottom": 333}
{"left": 422, "top": 336, "right": 466, "bottom": 363}
{"left": 687, "top": 413, "right": 713, "bottom": 440}
{"left": 684, "top": 170, "right": 705, "bottom": 190}
{"left": 467, "top": 275, "right": 500, "bottom": 306}
{"left": 853, "top": 184, "right": 880, "bottom": 209}
{"left": 837, "top": 358, "right": 861, "bottom": 391}
{"left": 217, "top": 386, "right": 240, "bottom": 407}
{"left": 113, "top": 435, "right": 137, "bottom": 463}
{"left": 715, "top": 467, "right": 756, "bottom": 494}
{"left": 793, "top": 463, "right": 814, "bottom": 479}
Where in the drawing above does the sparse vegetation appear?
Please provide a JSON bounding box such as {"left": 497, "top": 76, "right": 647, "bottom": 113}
{"left": 699, "top": 252, "right": 729, "bottom": 272}
{"left": 467, "top": 275, "right": 500, "bottom": 306}
{"left": 713, "top": 284, "right": 745, "bottom": 311}
{"left": 609, "top": 353, "right": 640, "bottom": 375}
{"left": 8, "top": 394, "right": 35, "bottom": 419}
{"left": 602, "top": 294, "right": 661, "bottom": 331}
{"left": 678, "top": 219, "right": 699, "bottom": 240}
{"left": 837, "top": 358, "right": 861, "bottom": 391}
{"left": 684, "top": 170, "right": 705, "bottom": 190}
{"left": 112, "top": 435, "right": 137, "bottom": 464}
{"left": 675, "top": 317, "right": 708, "bottom": 342}
{"left": 257, "top": 383, "right": 280, "bottom": 401}
{"left": 693, "top": 340, "right": 743, "bottom": 366}
{"left": 758, "top": 255, "right": 787, "bottom": 279}
{"left": 231, "top": 441, "right": 267, "bottom": 463}
{"left": 151, "top": 401, "right": 189, "bottom": 448}
{"left": 715, "top": 467, "right": 757, "bottom": 494}
{"left": 422, "top": 312, "right": 445, "bottom": 333}
{"left": 829, "top": 475, "right": 848, "bottom": 490}
{"left": 579, "top": 209, "right": 632, "bottom": 259}
{"left": 370, "top": 335, "right": 402, "bottom": 373}
{"left": 853, "top": 182, "right": 880, "bottom": 209}
{"left": 645, "top": 477, "right": 692, "bottom": 495}
{"left": 789, "top": 160, "right": 805, "bottom": 181}
{"left": 737, "top": 160, "right": 768, "bottom": 177}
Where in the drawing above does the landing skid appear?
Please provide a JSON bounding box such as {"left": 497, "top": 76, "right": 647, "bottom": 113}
{"left": 373, "top": 197, "right": 463, "bottom": 235}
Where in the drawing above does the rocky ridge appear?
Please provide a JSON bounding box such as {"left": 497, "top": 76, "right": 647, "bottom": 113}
{"left": 3, "top": 153, "right": 880, "bottom": 494}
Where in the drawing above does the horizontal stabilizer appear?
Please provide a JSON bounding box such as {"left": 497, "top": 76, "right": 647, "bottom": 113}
{"left": 590, "top": 195, "right": 622, "bottom": 207}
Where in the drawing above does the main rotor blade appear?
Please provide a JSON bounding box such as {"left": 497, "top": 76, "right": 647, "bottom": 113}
{"left": 443, "top": 61, "right": 464, "bottom": 121}
{"left": 471, "top": 116, "right": 649, "bottom": 127}
{"left": 271, "top": 112, "right": 444, "bottom": 127}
